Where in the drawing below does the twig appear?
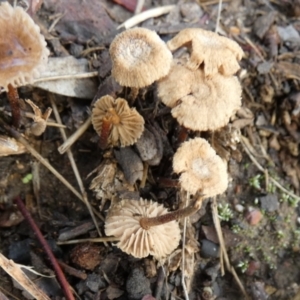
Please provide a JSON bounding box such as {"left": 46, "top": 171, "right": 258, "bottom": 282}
{"left": 135, "top": 0, "right": 145, "bottom": 14}
{"left": 56, "top": 237, "right": 119, "bottom": 245}
{"left": 241, "top": 136, "right": 300, "bottom": 201}
{"left": 211, "top": 198, "right": 250, "bottom": 299}
{"left": 49, "top": 94, "right": 102, "bottom": 236}
{"left": 13, "top": 197, "right": 74, "bottom": 300}
{"left": 215, "top": 0, "right": 223, "bottom": 33}
{"left": 58, "top": 117, "right": 92, "bottom": 154}
{"left": 154, "top": 266, "right": 165, "bottom": 299}
{"left": 117, "top": 5, "right": 176, "bottom": 29}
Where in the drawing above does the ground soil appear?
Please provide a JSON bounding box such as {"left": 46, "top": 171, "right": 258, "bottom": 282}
{"left": 1, "top": 0, "right": 300, "bottom": 299}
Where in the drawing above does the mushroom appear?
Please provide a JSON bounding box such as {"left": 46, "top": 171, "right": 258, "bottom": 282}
{"left": 158, "top": 63, "right": 242, "bottom": 131}
{"left": 105, "top": 198, "right": 181, "bottom": 259}
{"left": 0, "top": 2, "right": 49, "bottom": 89}
{"left": 0, "top": 2, "right": 49, "bottom": 128}
{"left": 109, "top": 28, "right": 173, "bottom": 89}
{"left": 91, "top": 95, "right": 144, "bottom": 148}
{"left": 173, "top": 138, "right": 228, "bottom": 197}
{"left": 167, "top": 28, "right": 243, "bottom": 77}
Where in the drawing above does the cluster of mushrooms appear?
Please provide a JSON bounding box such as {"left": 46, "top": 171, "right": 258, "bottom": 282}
{"left": 91, "top": 27, "right": 244, "bottom": 260}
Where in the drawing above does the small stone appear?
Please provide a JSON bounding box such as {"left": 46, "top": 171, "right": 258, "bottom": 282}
{"left": 259, "top": 194, "right": 279, "bottom": 212}
{"left": 126, "top": 268, "right": 151, "bottom": 300}
{"left": 235, "top": 204, "right": 245, "bottom": 213}
{"left": 245, "top": 209, "right": 263, "bottom": 226}
{"left": 70, "top": 243, "right": 102, "bottom": 270}
{"left": 200, "top": 239, "right": 220, "bottom": 258}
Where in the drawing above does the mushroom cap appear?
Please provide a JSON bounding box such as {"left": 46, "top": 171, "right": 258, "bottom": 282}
{"left": 173, "top": 138, "right": 228, "bottom": 196}
{"left": 167, "top": 28, "right": 244, "bottom": 77}
{"left": 109, "top": 28, "right": 173, "bottom": 88}
{"left": 158, "top": 63, "right": 242, "bottom": 131}
{"left": 92, "top": 95, "right": 144, "bottom": 147}
{"left": 105, "top": 198, "right": 181, "bottom": 259}
{"left": 0, "top": 2, "right": 49, "bottom": 90}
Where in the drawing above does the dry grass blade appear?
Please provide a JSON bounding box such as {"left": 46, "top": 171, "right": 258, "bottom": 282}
{"left": 3, "top": 123, "right": 104, "bottom": 221}
{"left": 33, "top": 71, "right": 98, "bottom": 83}
{"left": 241, "top": 136, "right": 300, "bottom": 201}
{"left": 117, "top": 5, "right": 176, "bottom": 29}
{"left": 215, "top": 0, "right": 223, "bottom": 33}
{"left": 56, "top": 237, "right": 119, "bottom": 245}
{"left": 0, "top": 253, "right": 51, "bottom": 300}
{"left": 58, "top": 117, "right": 92, "bottom": 154}
{"left": 211, "top": 198, "right": 250, "bottom": 300}
{"left": 49, "top": 94, "right": 102, "bottom": 236}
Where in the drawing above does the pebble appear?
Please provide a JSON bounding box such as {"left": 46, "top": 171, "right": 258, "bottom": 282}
{"left": 200, "top": 239, "right": 220, "bottom": 258}
{"left": 235, "top": 204, "right": 245, "bottom": 213}
{"left": 126, "top": 268, "right": 151, "bottom": 300}
{"left": 245, "top": 209, "right": 263, "bottom": 226}
{"left": 259, "top": 194, "right": 279, "bottom": 212}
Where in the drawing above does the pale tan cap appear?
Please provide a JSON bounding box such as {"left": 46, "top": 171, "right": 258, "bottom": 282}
{"left": 0, "top": 2, "right": 49, "bottom": 90}
{"left": 158, "top": 63, "right": 242, "bottom": 131}
{"left": 109, "top": 28, "right": 173, "bottom": 88}
{"left": 105, "top": 199, "right": 181, "bottom": 259}
{"left": 167, "top": 28, "right": 243, "bottom": 78}
{"left": 173, "top": 138, "right": 228, "bottom": 196}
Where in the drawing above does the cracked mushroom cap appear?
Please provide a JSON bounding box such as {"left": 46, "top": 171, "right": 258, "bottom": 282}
{"left": 0, "top": 2, "right": 49, "bottom": 90}
{"left": 173, "top": 138, "right": 228, "bottom": 196}
{"left": 105, "top": 198, "right": 181, "bottom": 259}
{"left": 109, "top": 28, "right": 173, "bottom": 88}
{"left": 92, "top": 95, "right": 144, "bottom": 147}
{"left": 158, "top": 63, "right": 242, "bottom": 131}
{"left": 167, "top": 28, "right": 243, "bottom": 78}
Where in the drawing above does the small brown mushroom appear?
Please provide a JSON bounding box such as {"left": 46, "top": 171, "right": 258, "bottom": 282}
{"left": 158, "top": 63, "right": 242, "bottom": 131}
{"left": 105, "top": 198, "right": 181, "bottom": 259}
{"left": 173, "top": 138, "right": 228, "bottom": 196}
{"left": 167, "top": 28, "right": 243, "bottom": 77}
{"left": 91, "top": 95, "right": 144, "bottom": 148}
{"left": 0, "top": 2, "right": 49, "bottom": 90}
{"left": 109, "top": 28, "right": 173, "bottom": 88}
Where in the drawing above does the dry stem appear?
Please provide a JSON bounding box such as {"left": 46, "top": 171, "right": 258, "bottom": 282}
{"left": 211, "top": 197, "right": 250, "bottom": 300}
{"left": 58, "top": 117, "right": 92, "bottom": 154}
{"left": 49, "top": 94, "right": 102, "bottom": 236}
{"left": 241, "top": 136, "right": 300, "bottom": 201}
{"left": 117, "top": 5, "right": 176, "bottom": 29}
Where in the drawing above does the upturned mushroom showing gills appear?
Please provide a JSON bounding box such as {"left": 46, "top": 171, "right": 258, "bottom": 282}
{"left": 158, "top": 63, "right": 242, "bottom": 131}
{"left": 173, "top": 138, "right": 228, "bottom": 197}
{"left": 167, "top": 28, "right": 243, "bottom": 78}
{"left": 0, "top": 2, "right": 49, "bottom": 90}
{"left": 105, "top": 198, "right": 181, "bottom": 259}
{"left": 109, "top": 27, "right": 173, "bottom": 88}
{"left": 91, "top": 95, "right": 144, "bottom": 148}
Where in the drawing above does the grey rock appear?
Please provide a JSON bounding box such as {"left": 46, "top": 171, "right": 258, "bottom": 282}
{"left": 126, "top": 268, "right": 151, "bottom": 300}
{"left": 200, "top": 239, "right": 220, "bottom": 258}
{"left": 259, "top": 194, "right": 279, "bottom": 212}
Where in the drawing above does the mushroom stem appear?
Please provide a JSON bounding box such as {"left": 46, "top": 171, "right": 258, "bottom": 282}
{"left": 7, "top": 84, "right": 21, "bottom": 128}
{"left": 140, "top": 197, "right": 203, "bottom": 229}
{"left": 99, "top": 117, "right": 112, "bottom": 149}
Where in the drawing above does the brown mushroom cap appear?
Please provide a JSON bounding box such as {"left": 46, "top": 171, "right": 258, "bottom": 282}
{"left": 158, "top": 63, "right": 242, "bottom": 131}
{"left": 173, "top": 138, "right": 228, "bottom": 196}
{"left": 109, "top": 28, "right": 173, "bottom": 88}
{"left": 167, "top": 28, "right": 243, "bottom": 77}
{"left": 0, "top": 2, "right": 49, "bottom": 90}
{"left": 105, "top": 198, "right": 181, "bottom": 259}
{"left": 92, "top": 95, "right": 144, "bottom": 147}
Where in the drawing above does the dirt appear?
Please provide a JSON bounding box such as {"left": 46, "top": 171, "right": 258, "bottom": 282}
{"left": 1, "top": 0, "right": 300, "bottom": 299}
